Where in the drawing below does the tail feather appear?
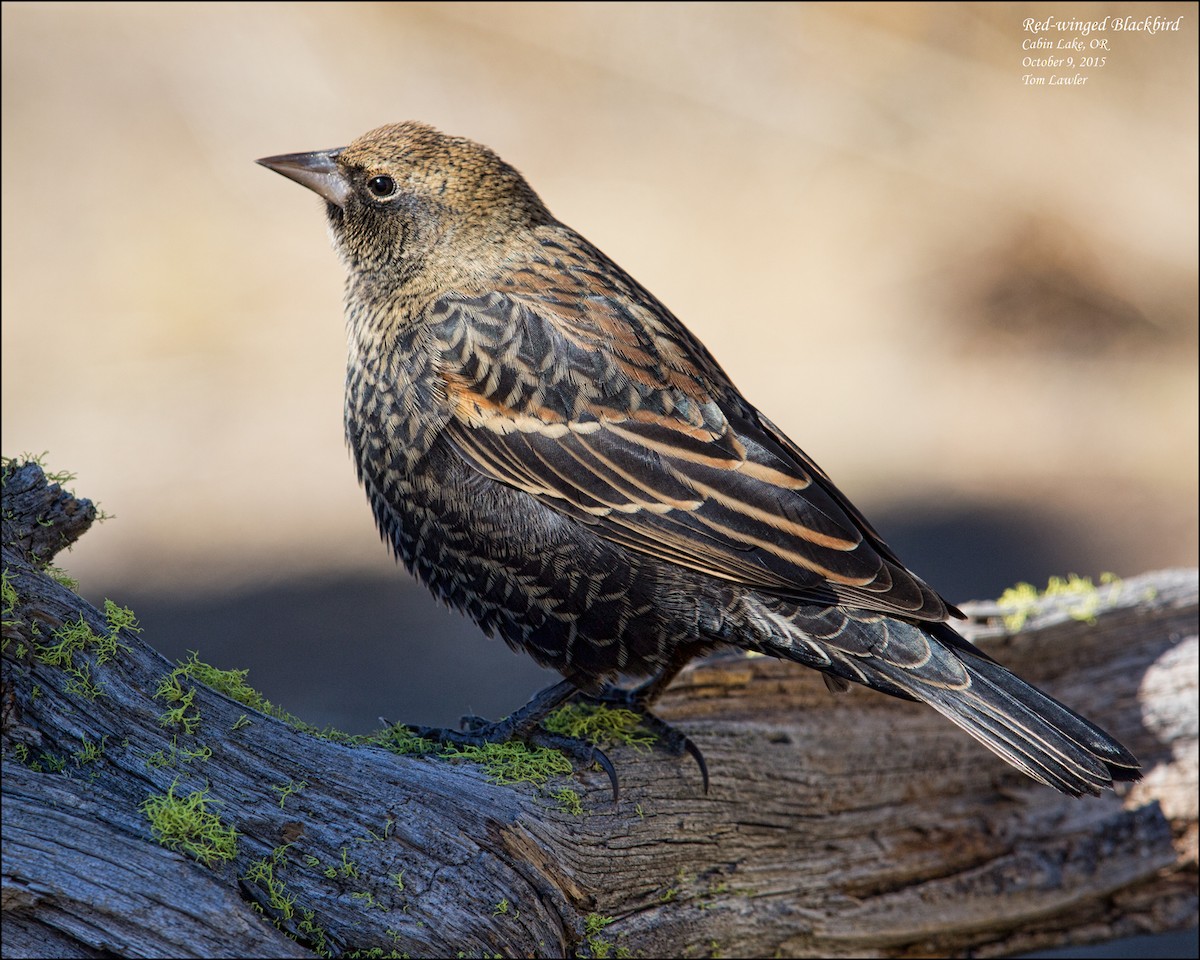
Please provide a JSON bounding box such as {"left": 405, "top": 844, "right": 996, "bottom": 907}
{"left": 760, "top": 606, "right": 1141, "bottom": 795}
{"left": 909, "top": 660, "right": 1128, "bottom": 795}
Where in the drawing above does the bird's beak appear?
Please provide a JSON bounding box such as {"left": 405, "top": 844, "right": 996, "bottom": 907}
{"left": 257, "top": 149, "right": 350, "bottom": 208}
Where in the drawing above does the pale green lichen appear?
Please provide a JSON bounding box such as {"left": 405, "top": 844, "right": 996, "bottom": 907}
{"left": 45, "top": 565, "right": 79, "bottom": 592}
{"left": 243, "top": 844, "right": 333, "bottom": 958}
{"left": 33, "top": 599, "right": 138, "bottom": 701}
{"left": 145, "top": 737, "right": 213, "bottom": 770}
{"left": 2, "top": 452, "right": 77, "bottom": 488}
{"left": 996, "top": 572, "right": 1122, "bottom": 632}
{"left": 577, "top": 913, "right": 631, "bottom": 959}
{"left": 371, "top": 722, "right": 438, "bottom": 755}
{"left": 350, "top": 889, "right": 388, "bottom": 911}
{"left": 544, "top": 702, "right": 656, "bottom": 750}
{"left": 73, "top": 735, "right": 108, "bottom": 767}
{"left": 324, "top": 846, "right": 360, "bottom": 880}
{"left": 270, "top": 779, "right": 309, "bottom": 808}
{"left": 155, "top": 649, "right": 302, "bottom": 735}
{"left": 155, "top": 673, "right": 201, "bottom": 733}
{"left": 553, "top": 787, "right": 584, "bottom": 816}
{"left": 140, "top": 781, "right": 238, "bottom": 866}
{"left": 440, "top": 739, "right": 574, "bottom": 789}
{"left": 1, "top": 567, "right": 19, "bottom": 625}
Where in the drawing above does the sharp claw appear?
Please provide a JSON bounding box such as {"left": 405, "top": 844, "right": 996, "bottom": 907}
{"left": 591, "top": 745, "right": 620, "bottom": 803}
{"left": 682, "top": 736, "right": 709, "bottom": 794}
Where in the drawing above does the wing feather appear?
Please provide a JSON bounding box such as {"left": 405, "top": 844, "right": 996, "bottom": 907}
{"left": 431, "top": 284, "right": 951, "bottom": 621}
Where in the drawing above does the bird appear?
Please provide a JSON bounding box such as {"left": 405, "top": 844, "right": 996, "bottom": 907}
{"left": 258, "top": 122, "right": 1141, "bottom": 797}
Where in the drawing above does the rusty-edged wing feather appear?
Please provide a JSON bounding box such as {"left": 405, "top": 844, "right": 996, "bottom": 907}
{"left": 429, "top": 254, "right": 951, "bottom": 623}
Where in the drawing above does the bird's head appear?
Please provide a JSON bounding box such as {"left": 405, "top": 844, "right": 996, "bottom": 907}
{"left": 258, "top": 122, "right": 553, "bottom": 279}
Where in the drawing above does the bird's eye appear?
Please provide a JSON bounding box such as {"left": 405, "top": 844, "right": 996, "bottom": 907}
{"left": 366, "top": 175, "right": 397, "bottom": 199}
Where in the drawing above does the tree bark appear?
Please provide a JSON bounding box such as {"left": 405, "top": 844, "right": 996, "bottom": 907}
{"left": 2, "top": 459, "right": 1196, "bottom": 959}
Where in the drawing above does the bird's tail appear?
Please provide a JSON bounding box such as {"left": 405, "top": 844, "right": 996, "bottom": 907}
{"left": 751, "top": 604, "right": 1141, "bottom": 795}
{"left": 895, "top": 625, "right": 1141, "bottom": 795}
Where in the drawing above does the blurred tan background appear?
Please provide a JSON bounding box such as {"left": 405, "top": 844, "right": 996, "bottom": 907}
{"left": 3, "top": 9, "right": 1197, "bottom": 956}
{"left": 2, "top": 1, "right": 1197, "bottom": 728}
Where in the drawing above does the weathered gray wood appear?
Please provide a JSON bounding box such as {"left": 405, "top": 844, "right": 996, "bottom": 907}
{"left": 2, "top": 459, "right": 1196, "bottom": 958}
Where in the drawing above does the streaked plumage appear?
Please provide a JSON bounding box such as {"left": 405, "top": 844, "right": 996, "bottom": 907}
{"left": 259, "top": 122, "right": 1140, "bottom": 796}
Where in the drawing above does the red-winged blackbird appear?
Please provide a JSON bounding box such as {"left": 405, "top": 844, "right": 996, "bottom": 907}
{"left": 259, "top": 122, "right": 1140, "bottom": 796}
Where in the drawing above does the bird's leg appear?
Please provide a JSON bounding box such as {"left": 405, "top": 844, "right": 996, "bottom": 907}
{"left": 404, "top": 679, "right": 620, "bottom": 799}
{"left": 590, "top": 651, "right": 710, "bottom": 793}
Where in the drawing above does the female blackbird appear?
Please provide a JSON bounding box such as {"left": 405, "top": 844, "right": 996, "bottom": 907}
{"left": 259, "top": 122, "right": 1140, "bottom": 797}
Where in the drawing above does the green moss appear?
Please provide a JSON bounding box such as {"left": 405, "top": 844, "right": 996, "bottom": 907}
{"left": 46, "top": 565, "right": 79, "bottom": 592}
{"left": 155, "top": 674, "right": 201, "bottom": 733}
{"left": 243, "top": 845, "right": 331, "bottom": 958}
{"left": 658, "top": 866, "right": 692, "bottom": 903}
{"left": 146, "top": 737, "right": 214, "bottom": 769}
{"left": 1, "top": 567, "right": 19, "bottom": 623}
{"left": 73, "top": 735, "right": 108, "bottom": 767}
{"left": 242, "top": 844, "right": 333, "bottom": 955}
{"left": 578, "top": 913, "right": 629, "bottom": 959}
{"left": 176, "top": 653, "right": 271, "bottom": 708}
{"left": 33, "top": 600, "right": 137, "bottom": 701}
{"left": 140, "top": 655, "right": 597, "bottom": 808}
{"left": 102, "top": 600, "right": 139, "bottom": 638}
{"left": 64, "top": 660, "right": 105, "bottom": 701}
{"left": 553, "top": 786, "right": 584, "bottom": 816}
{"left": 368, "top": 722, "right": 438, "bottom": 755}
{"left": 1, "top": 452, "right": 67, "bottom": 486}
{"left": 155, "top": 651, "right": 320, "bottom": 738}
{"left": 155, "top": 650, "right": 289, "bottom": 735}
{"left": 440, "top": 739, "right": 573, "bottom": 789}
{"left": 270, "top": 779, "right": 309, "bottom": 808}
{"left": 29, "top": 751, "right": 67, "bottom": 774}
{"left": 140, "top": 780, "right": 238, "bottom": 866}
{"left": 1, "top": 454, "right": 111, "bottom": 521}
{"left": 997, "top": 572, "right": 1122, "bottom": 632}
{"left": 245, "top": 848, "right": 298, "bottom": 920}
{"left": 325, "top": 846, "right": 360, "bottom": 880}
{"left": 544, "top": 703, "right": 655, "bottom": 750}
{"left": 35, "top": 617, "right": 96, "bottom": 667}
{"left": 350, "top": 890, "right": 388, "bottom": 912}
{"left": 1, "top": 452, "right": 77, "bottom": 488}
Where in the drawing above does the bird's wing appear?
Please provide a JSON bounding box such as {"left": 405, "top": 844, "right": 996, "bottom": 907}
{"left": 429, "top": 285, "right": 951, "bottom": 621}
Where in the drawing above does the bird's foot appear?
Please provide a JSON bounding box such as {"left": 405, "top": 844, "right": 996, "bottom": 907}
{"left": 395, "top": 679, "right": 621, "bottom": 800}
{"left": 571, "top": 685, "right": 709, "bottom": 794}
{"left": 452, "top": 715, "right": 620, "bottom": 801}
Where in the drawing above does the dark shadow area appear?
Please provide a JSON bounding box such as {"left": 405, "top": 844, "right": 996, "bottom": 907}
{"left": 869, "top": 498, "right": 1150, "bottom": 606}
{"left": 96, "top": 573, "right": 560, "bottom": 734}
